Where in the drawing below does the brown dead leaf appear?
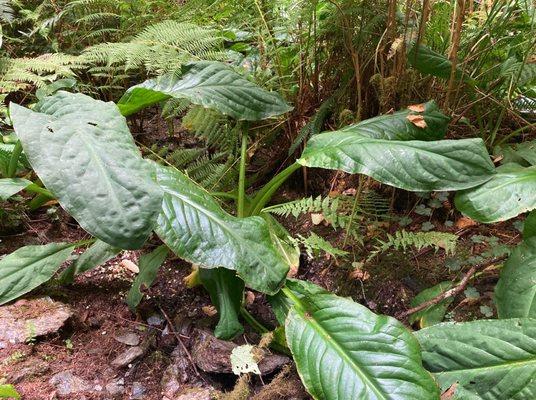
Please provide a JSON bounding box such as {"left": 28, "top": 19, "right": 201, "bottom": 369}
{"left": 349, "top": 269, "right": 370, "bottom": 281}
{"left": 287, "top": 263, "right": 299, "bottom": 278}
{"left": 202, "top": 305, "right": 217, "bottom": 317}
{"left": 43, "top": 200, "right": 59, "bottom": 207}
{"left": 329, "top": 190, "right": 341, "bottom": 197}
{"left": 349, "top": 262, "right": 370, "bottom": 281}
{"left": 407, "top": 103, "right": 426, "bottom": 112}
{"left": 493, "top": 155, "right": 504, "bottom": 164}
{"left": 311, "top": 213, "right": 324, "bottom": 225}
{"left": 342, "top": 188, "right": 357, "bottom": 196}
{"left": 245, "top": 291, "right": 255, "bottom": 305}
{"left": 406, "top": 114, "right": 427, "bottom": 128}
{"left": 455, "top": 216, "right": 478, "bottom": 229}
{"left": 119, "top": 259, "right": 139, "bottom": 274}
{"left": 441, "top": 383, "right": 457, "bottom": 399}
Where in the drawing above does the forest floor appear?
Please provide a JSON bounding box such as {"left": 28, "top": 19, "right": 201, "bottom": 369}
{"left": 0, "top": 202, "right": 521, "bottom": 400}
{"left": 0, "top": 116, "right": 523, "bottom": 400}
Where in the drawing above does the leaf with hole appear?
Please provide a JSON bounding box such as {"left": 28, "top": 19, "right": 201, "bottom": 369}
{"left": 118, "top": 61, "right": 292, "bottom": 120}
{"left": 278, "top": 279, "right": 440, "bottom": 400}
{"left": 9, "top": 92, "right": 162, "bottom": 249}
{"left": 416, "top": 318, "right": 536, "bottom": 399}
{"left": 231, "top": 344, "right": 261, "bottom": 375}
{"left": 0, "top": 242, "right": 75, "bottom": 305}
{"left": 153, "top": 163, "right": 288, "bottom": 294}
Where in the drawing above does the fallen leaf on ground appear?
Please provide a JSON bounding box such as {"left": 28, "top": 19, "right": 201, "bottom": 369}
{"left": 455, "top": 216, "right": 478, "bottom": 229}
{"left": 311, "top": 213, "right": 324, "bottom": 225}
{"left": 245, "top": 291, "right": 255, "bottom": 305}
{"left": 202, "top": 305, "right": 217, "bottom": 317}
{"left": 119, "top": 259, "right": 139, "bottom": 274}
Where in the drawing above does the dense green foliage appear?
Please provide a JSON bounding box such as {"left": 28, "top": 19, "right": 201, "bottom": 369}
{"left": 1, "top": 0, "right": 536, "bottom": 399}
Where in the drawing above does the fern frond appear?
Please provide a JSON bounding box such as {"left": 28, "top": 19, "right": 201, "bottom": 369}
{"left": 0, "top": 54, "right": 84, "bottom": 93}
{"left": 185, "top": 152, "right": 237, "bottom": 190}
{"left": 288, "top": 96, "right": 334, "bottom": 155}
{"left": 82, "top": 21, "right": 226, "bottom": 74}
{"left": 182, "top": 106, "right": 237, "bottom": 151}
{"left": 291, "top": 232, "right": 348, "bottom": 259}
{"left": 369, "top": 230, "right": 458, "bottom": 260}
{"left": 265, "top": 191, "right": 389, "bottom": 226}
{"left": 0, "top": 0, "right": 13, "bottom": 22}
{"left": 160, "top": 147, "right": 237, "bottom": 191}
{"left": 166, "top": 147, "right": 205, "bottom": 168}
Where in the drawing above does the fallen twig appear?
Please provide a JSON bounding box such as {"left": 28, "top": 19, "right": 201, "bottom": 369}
{"left": 397, "top": 255, "right": 508, "bottom": 320}
{"left": 158, "top": 305, "right": 205, "bottom": 382}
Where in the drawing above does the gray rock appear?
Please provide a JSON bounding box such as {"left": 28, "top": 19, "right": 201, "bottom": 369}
{"left": 114, "top": 332, "right": 140, "bottom": 346}
{"left": 161, "top": 345, "right": 202, "bottom": 398}
{"left": 147, "top": 314, "right": 164, "bottom": 327}
{"left": 49, "top": 370, "right": 91, "bottom": 396}
{"left": 105, "top": 378, "right": 125, "bottom": 397}
{"left": 111, "top": 346, "right": 145, "bottom": 368}
{"left": 0, "top": 297, "right": 73, "bottom": 343}
{"left": 130, "top": 382, "right": 146, "bottom": 399}
{"left": 192, "top": 330, "right": 290, "bottom": 375}
{"left": 8, "top": 359, "right": 49, "bottom": 383}
{"left": 175, "top": 388, "right": 213, "bottom": 400}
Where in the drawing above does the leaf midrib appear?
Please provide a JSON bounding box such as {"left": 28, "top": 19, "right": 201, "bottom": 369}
{"left": 289, "top": 295, "right": 388, "bottom": 400}
{"left": 436, "top": 356, "right": 536, "bottom": 375}
{"left": 161, "top": 181, "right": 282, "bottom": 284}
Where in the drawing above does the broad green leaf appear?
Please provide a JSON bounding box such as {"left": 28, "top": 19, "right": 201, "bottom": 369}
{"left": 0, "top": 178, "right": 31, "bottom": 200}
{"left": 0, "top": 385, "right": 20, "bottom": 399}
{"left": 409, "top": 281, "right": 453, "bottom": 328}
{"left": 60, "top": 240, "right": 121, "bottom": 284}
{"left": 126, "top": 245, "right": 169, "bottom": 311}
{"left": 118, "top": 61, "right": 292, "bottom": 120}
{"left": 407, "top": 43, "right": 465, "bottom": 81}
{"left": 154, "top": 163, "right": 288, "bottom": 294}
{"left": 9, "top": 92, "right": 162, "bottom": 249}
{"left": 338, "top": 100, "right": 449, "bottom": 140}
{"left": 298, "top": 134, "right": 494, "bottom": 192}
{"left": 416, "top": 318, "right": 536, "bottom": 399}
{"left": 0, "top": 242, "right": 74, "bottom": 305}
{"left": 280, "top": 279, "right": 440, "bottom": 400}
{"left": 455, "top": 163, "right": 536, "bottom": 223}
{"left": 495, "top": 141, "right": 536, "bottom": 167}
{"left": 495, "top": 238, "right": 536, "bottom": 318}
{"left": 524, "top": 210, "right": 536, "bottom": 239}
{"left": 199, "top": 267, "right": 244, "bottom": 340}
